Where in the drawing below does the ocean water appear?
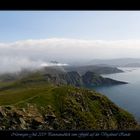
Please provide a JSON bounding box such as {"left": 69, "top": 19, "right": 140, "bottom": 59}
{"left": 94, "top": 67, "right": 140, "bottom": 122}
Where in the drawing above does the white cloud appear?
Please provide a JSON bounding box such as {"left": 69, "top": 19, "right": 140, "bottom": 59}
{"left": 40, "top": 62, "right": 68, "bottom": 67}
{"left": 0, "top": 38, "right": 140, "bottom": 73}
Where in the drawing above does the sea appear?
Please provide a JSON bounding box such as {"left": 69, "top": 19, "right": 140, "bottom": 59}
{"left": 94, "top": 67, "right": 140, "bottom": 122}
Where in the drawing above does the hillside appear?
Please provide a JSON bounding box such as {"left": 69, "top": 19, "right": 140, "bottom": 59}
{"left": 64, "top": 65, "right": 123, "bottom": 75}
{"left": 0, "top": 68, "right": 137, "bottom": 130}
{"left": 18, "top": 70, "right": 127, "bottom": 88}
{"left": 82, "top": 71, "right": 127, "bottom": 87}
{"left": 0, "top": 82, "right": 138, "bottom": 130}
{"left": 0, "top": 68, "right": 127, "bottom": 87}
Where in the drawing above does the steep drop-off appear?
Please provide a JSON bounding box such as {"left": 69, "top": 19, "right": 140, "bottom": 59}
{"left": 18, "top": 70, "right": 127, "bottom": 88}
{"left": 0, "top": 83, "right": 138, "bottom": 130}
{"left": 0, "top": 69, "right": 137, "bottom": 130}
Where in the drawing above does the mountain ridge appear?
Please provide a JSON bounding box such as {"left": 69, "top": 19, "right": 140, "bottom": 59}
{"left": 0, "top": 85, "right": 139, "bottom": 130}
{"left": 87, "top": 58, "right": 140, "bottom": 67}
{"left": 16, "top": 70, "right": 127, "bottom": 88}
{"left": 0, "top": 67, "right": 138, "bottom": 130}
{"left": 0, "top": 66, "right": 127, "bottom": 88}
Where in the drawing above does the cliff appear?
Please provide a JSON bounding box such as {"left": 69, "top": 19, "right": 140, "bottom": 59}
{"left": 0, "top": 85, "right": 138, "bottom": 130}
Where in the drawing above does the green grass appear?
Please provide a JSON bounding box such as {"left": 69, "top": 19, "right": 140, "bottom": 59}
{"left": 0, "top": 74, "right": 138, "bottom": 130}
{"left": 0, "top": 81, "right": 53, "bottom": 106}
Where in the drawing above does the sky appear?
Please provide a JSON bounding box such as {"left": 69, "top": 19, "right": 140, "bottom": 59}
{"left": 1, "top": 11, "right": 140, "bottom": 41}
{"left": 1, "top": 11, "right": 140, "bottom": 73}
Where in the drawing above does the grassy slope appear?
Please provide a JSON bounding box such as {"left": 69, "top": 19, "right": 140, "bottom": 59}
{"left": 0, "top": 72, "right": 138, "bottom": 130}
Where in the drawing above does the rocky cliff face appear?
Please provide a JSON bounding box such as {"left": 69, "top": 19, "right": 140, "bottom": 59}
{"left": 64, "top": 65, "right": 123, "bottom": 75}
{"left": 41, "top": 71, "right": 127, "bottom": 87}
{"left": 0, "top": 86, "right": 139, "bottom": 130}
{"left": 0, "top": 67, "right": 135, "bottom": 130}
{"left": 82, "top": 71, "right": 127, "bottom": 87}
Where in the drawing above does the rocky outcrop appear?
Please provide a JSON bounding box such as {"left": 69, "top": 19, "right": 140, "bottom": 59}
{"left": 42, "top": 71, "right": 127, "bottom": 87}
{"left": 82, "top": 71, "right": 127, "bottom": 87}
{"left": 0, "top": 86, "right": 139, "bottom": 130}
{"left": 0, "top": 66, "right": 126, "bottom": 88}
{"left": 64, "top": 65, "right": 124, "bottom": 75}
{"left": 0, "top": 105, "right": 59, "bottom": 130}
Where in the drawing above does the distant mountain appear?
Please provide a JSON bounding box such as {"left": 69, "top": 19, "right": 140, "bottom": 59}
{"left": 124, "top": 63, "right": 140, "bottom": 67}
{"left": 64, "top": 65, "right": 123, "bottom": 75}
{"left": 17, "top": 70, "right": 127, "bottom": 88}
{"left": 87, "top": 58, "right": 140, "bottom": 67}
{"left": 50, "top": 60, "right": 59, "bottom": 64}
{"left": 39, "top": 66, "right": 66, "bottom": 75}
{"left": 0, "top": 65, "right": 126, "bottom": 87}
{"left": 82, "top": 71, "right": 127, "bottom": 87}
